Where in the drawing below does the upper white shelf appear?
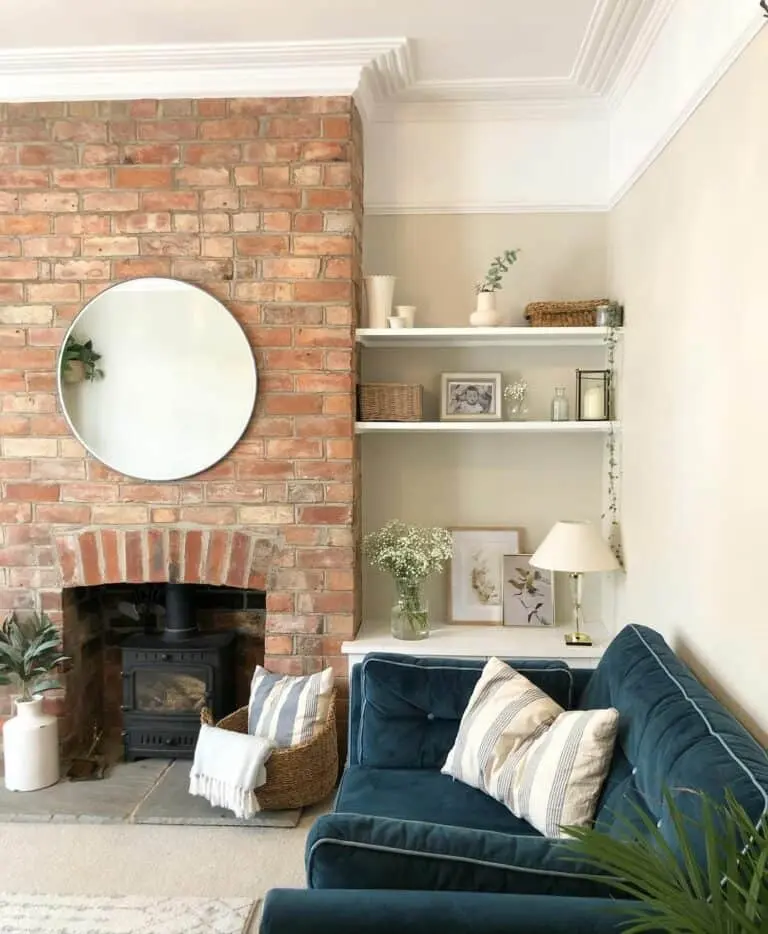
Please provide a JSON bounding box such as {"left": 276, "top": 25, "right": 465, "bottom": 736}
{"left": 356, "top": 420, "right": 617, "bottom": 435}
{"left": 356, "top": 326, "right": 619, "bottom": 349}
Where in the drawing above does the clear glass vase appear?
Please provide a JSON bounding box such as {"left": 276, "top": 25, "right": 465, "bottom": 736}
{"left": 391, "top": 580, "right": 429, "bottom": 641}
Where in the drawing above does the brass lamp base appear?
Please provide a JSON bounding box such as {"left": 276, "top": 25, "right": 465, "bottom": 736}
{"left": 564, "top": 630, "right": 593, "bottom": 647}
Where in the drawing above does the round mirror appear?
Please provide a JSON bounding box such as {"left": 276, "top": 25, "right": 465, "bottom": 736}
{"left": 58, "top": 278, "right": 257, "bottom": 481}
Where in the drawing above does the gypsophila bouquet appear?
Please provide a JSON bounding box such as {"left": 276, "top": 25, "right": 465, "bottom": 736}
{"left": 503, "top": 379, "right": 528, "bottom": 403}
{"left": 363, "top": 521, "right": 452, "bottom": 585}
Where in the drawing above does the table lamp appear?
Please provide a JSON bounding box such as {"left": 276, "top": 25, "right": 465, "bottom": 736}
{"left": 530, "top": 520, "right": 619, "bottom": 646}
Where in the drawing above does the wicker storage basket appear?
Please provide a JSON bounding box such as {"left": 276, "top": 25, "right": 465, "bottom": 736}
{"left": 200, "top": 691, "right": 338, "bottom": 810}
{"left": 525, "top": 299, "right": 609, "bottom": 328}
{"left": 359, "top": 383, "right": 422, "bottom": 421}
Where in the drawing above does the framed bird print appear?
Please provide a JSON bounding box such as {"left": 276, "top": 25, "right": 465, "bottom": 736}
{"left": 502, "top": 555, "right": 554, "bottom": 627}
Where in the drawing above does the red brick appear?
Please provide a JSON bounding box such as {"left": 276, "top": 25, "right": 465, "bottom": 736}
{"left": 292, "top": 165, "right": 323, "bottom": 186}
{"left": 200, "top": 119, "right": 259, "bottom": 140}
{"left": 327, "top": 350, "right": 352, "bottom": 370}
{"left": 259, "top": 212, "right": 290, "bottom": 232}
{"left": 183, "top": 530, "right": 203, "bottom": 582}
{"left": 28, "top": 414, "right": 68, "bottom": 436}
{"left": 225, "top": 531, "right": 251, "bottom": 588}
{"left": 237, "top": 461, "right": 294, "bottom": 480}
{"left": 0, "top": 260, "right": 38, "bottom": 279}
{"left": 265, "top": 394, "right": 323, "bottom": 416}
{"left": 114, "top": 257, "right": 172, "bottom": 278}
{"left": 4, "top": 483, "right": 60, "bottom": 502}
{"left": 21, "top": 192, "right": 78, "bottom": 213}
{"left": 147, "top": 528, "right": 166, "bottom": 583}
{"left": 83, "top": 191, "right": 139, "bottom": 212}
{"left": 130, "top": 100, "right": 159, "bottom": 118}
{"left": 260, "top": 257, "right": 319, "bottom": 280}
{"left": 114, "top": 167, "right": 173, "bottom": 188}
{"left": 27, "top": 282, "right": 80, "bottom": 302}
{"left": 200, "top": 189, "right": 239, "bottom": 211}
{"left": 79, "top": 531, "right": 101, "bottom": 586}
{"left": 142, "top": 190, "right": 199, "bottom": 211}
{"left": 243, "top": 141, "right": 302, "bottom": 163}
{"left": 52, "top": 121, "right": 107, "bottom": 143}
{"left": 17, "top": 144, "right": 73, "bottom": 165}
{"left": 296, "top": 327, "right": 351, "bottom": 348}
{"left": 240, "top": 187, "right": 301, "bottom": 209}
{"left": 54, "top": 259, "right": 110, "bottom": 280}
{"left": 0, "top": 456, "right": 31, "bottom": 475}
{"left": 295, "top": 416, "right": 351, "bottom": 438}
{"left": 185, "top": 143, "right": 240, "bottom": 164}
{"left": 304, "top": 189, "right": 352, "bottom": 209}
{"left": 52, "top": 168, "right": 109, "bottom": 188}
{"left": 0, "top": 237, "right": 20, "bottom": 257}
{"left": 265, "top": 117, "right": 321, "bottom": 138}
{"left": 22, "top": 236, "right": 79, "bottom": 257}
{"left": 323, "top": 394, "right": 353, "bottom": 415}
{"left": 266, "top": 439, "right": 323, "bottom": 460}
{"left": 122, "top": 143, "right": 180, "bottom": 164}
{"left": 265, "top": 657, "right": 303, "bottom": 676}
{"left": 30, "top": 460, "right": 85, "bottom": 480}
{"left": 298, "top": 591, "right": 354, "bottom": 613}
{"left": 137, "top": 121, "right": 198, "bottom": 141}
{"left": 101, "top": 529, "right": 120, "bottom": 583}
{"left": 60, "top": 483, "right": 118, "bottom": 503}
{"left": 236, "top": 235, "right": 290, "bottom": 256}
{"left": 140, "top": 235, "right": 199, "bottom": 256}
{"left": 119, "top": 483, "right": 179, "bottom": 503}
{"left": 302, "top": 141, "right": 348, "bottom": 162}
{"left": 114, "top": 212, "right": 172, "bottom": 233}
{"left": 81, "top": 144, "right": 120, "bottom": 165}
{"left": 36, "top": 504, "right": 90, "bottom": 523}
{"left": 0, "top": 214, "right": 49, "bottom": 236}
{"left": 0, "top": 169, "right": 49, "bottom": 188}
{"left": 171, "top": 258, "right": 232, "bottom": 280}
{"left": 202, "top": 237, "right": 232, "bottom": 258}
{"left": 0, "top": 282, "right": 23, "bottom": 301}
{"left": 91, "top": 505, "right": 149, "bottom": 524}
{"left": 265, "top": 635, "right": 293, "bottom": 655}
{"left": 55, "top": 215, "right": 111, "bottom": 235}
{"left": 324, "top": 163, "right": 352, "bottom": 186}
{"left": 327, "top": 439, "right": 354, "bottom": 460}
{"left": 205, "top": 529, "right": 229, "bottom": 584}
{"left": 293, "top": 212, "right": 324, "bottom": 232}
{"left": 152, "top": 507, "right": 181, "bottom": 524}
{"left": 176, "top": 165, "right": 230, "bottom": 187}
{"left": 262, "top": 165, "right": 290, "bottom": 186}
{"left": 54, "top": 536, "right": 79, "bottom": 586}
{"left": 323, "top": 117, "right": 351, "bottom": 139}
{"left": 125, "top": 530, "right": 144, "bottom": 582}
{"left": 0, "top": 348, "right": 55, "bottom": 370}
{"left": 180, "top": 506, "right": 236, "bottom": 525}
{"left": 293, "top": 281, "right": 351, "bottom": 302}
{"left": 293, "top": 235, "right": 351, "bottom": 256}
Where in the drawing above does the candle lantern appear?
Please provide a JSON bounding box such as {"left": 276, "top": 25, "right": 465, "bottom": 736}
{"left": 576, "top": 369, "right": 611, "bottom": 421}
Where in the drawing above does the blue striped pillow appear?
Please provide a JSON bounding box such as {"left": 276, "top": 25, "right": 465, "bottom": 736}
{"left": 247, "top": 666, "right": 334, "bottom": 747}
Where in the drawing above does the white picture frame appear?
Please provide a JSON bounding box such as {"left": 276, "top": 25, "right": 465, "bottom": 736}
{"left": 449, "top": 528, "right": 523, "bottom": 624}
{"left": 440, "top": 372, "right": 502, "bottom": 421}
{"left": 502, "top": 555, "right": 554, "bottom": 628}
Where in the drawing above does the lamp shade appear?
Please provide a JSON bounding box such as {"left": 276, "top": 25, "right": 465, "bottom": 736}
{"left": 530, "top": 521, "right": 619, "bottom": 573}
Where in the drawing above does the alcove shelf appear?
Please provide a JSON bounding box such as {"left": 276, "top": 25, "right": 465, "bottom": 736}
{"left": 356, "top": 326, "right": 619, "bottom": 349}
{"left": 355, "top": 420, "right": 618, "bottom": 435}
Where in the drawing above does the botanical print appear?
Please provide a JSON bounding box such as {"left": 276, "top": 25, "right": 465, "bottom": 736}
{"left": 503, "top": 555, "right": 553, "bottom": 627}
{"left": 441, "top": 373, "right": 502, "bottom": 421}
{"left": 449, "top": 529, "right": 522, "bottom": 624}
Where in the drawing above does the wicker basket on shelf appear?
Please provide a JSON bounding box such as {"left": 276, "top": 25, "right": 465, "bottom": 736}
{"left": 359, "top": 383, "right": 422, "bottom": 421}
{"left": 525, "top": 299, "right": 609, "bottom": 328}
{"left": 199, "top": 691, "right": 338, "bottom": 811}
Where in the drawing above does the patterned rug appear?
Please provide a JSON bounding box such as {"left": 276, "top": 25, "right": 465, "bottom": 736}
{"left": 0, "top": 894, "right": 259, "bottom": 933}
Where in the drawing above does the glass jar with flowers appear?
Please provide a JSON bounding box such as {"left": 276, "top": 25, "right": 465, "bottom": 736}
{"left": 363, "top": 520, "right": 453, "bottom": 640}
{"left": 503, "top": 378, "right": 528, "bottom": 420}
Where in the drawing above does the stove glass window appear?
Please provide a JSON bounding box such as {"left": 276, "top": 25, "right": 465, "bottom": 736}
{"left": 134, "top": 667, "right": 208, "bottom": 713}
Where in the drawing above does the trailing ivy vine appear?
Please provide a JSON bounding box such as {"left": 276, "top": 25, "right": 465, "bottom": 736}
{"left": 604, "top": 321, "right": 623, "bottom": 567}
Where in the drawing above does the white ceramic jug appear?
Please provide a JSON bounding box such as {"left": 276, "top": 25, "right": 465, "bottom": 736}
{"left": 3, "top": 695, "right": 60, "bottom": 792}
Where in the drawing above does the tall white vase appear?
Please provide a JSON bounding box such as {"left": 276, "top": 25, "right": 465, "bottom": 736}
{"left": 470, "top": 291, "right": 503, "bottom": 327}
{"left": 364, "top": 276, "right": 396, "bottom": 329}
{"left": 3, "top": 695, "right": 60, "bottom": 792}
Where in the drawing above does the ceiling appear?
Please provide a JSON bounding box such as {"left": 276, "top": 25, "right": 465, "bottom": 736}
{"left": 1, "top": 0, "right": 653, "bottom": 103}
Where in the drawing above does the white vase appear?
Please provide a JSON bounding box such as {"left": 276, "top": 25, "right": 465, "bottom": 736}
{"left": 470, "top": 291, "right": 502, "bottom": 327}
{"left": 364, "top": 276, "right": 396, "bottom": 329}
{"left": 3, "top": 695, "right": 60, "bottom": 791}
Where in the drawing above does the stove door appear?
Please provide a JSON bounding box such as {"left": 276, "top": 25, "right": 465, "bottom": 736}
{"left": 127, "top": 665, "right": 212, "bottom": 715}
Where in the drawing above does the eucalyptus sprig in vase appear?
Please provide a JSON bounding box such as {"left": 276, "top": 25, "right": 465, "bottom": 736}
{"left": 364, "top": 521, "right": 453, "bottom": 640}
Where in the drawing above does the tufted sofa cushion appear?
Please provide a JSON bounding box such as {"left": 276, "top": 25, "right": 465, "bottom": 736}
{"left": 357, "top": 654, "right": 574, "bottom": 769}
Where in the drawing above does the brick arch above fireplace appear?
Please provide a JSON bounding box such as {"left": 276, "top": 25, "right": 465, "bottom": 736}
{"left": 52, "top": 528, "right": 280, "bottom": 591}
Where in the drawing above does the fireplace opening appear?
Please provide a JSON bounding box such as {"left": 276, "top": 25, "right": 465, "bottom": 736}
{"left": 62, "top": 582, "right": 265, "bottom": 762}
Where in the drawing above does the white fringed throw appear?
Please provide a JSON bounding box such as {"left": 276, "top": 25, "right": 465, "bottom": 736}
{"left": 189, "top": 723, "right": 274, "bottom": 819}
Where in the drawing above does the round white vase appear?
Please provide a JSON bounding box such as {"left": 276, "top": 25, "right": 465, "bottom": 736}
{"left": 3, "top": 695, "right": 60, "bottom": 792}
{"left": 364, "top": 276, "right": 396, "bottom": 329}
{"left": 469, "top": 291, "right": 502, "bottom": 327}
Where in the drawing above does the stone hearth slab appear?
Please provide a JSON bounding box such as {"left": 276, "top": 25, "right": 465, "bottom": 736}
{"left": 133, "top": 761, "right": 301, "bottom": 827}
{"left": 0, "top": 760, "right": 300, "bottom": 827}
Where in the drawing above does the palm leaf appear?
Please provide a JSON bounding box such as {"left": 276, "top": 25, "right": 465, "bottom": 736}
{"left": 32, "top": 678, "right": 61, "bottom": 694}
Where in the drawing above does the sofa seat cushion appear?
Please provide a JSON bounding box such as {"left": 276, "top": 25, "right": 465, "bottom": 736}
{"left": 336, "top": 765, "right": 539, "bottom": 836}
{"left": 358, "top": 654, "right": 574, "bottom": 768}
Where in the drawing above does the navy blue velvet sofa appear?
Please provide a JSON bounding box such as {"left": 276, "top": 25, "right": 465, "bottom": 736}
{"left": 260, "top": 624, "right": 768, "bottom": 934}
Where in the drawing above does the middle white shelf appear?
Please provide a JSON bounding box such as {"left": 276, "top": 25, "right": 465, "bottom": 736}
{"left": 355, "top": 420, "right": 618, "bottom": 435}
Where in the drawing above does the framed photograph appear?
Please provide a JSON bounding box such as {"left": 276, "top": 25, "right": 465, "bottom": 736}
{"left": 449, "top": 528, "right": 523, "bottom": 624}
{"left": 440, "top": 372, "right": 502, "bottom": 421}
{"left": 502, "top": 555, "right": 554, "bottom": 628}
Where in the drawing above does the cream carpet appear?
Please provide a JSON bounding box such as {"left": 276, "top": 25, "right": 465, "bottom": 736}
{"left": 0, "top": 894, "right": 257, "bottom": 934}
{"left": 0, "top": 802, "right": 325, "bottom": 898}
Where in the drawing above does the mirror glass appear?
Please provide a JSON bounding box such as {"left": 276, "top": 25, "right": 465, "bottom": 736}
{"left": 58, "top": 277, "right": 257, "bottom": 481}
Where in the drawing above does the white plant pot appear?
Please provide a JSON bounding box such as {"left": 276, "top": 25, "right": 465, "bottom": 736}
{"left": 3, "top": 695, "right": 60, "bottom": 792}
{"left": 470, "top": 291, "right": 503, "bottom": 327}
{"left": 364, "top": 276, "right": 396, "bottom": 329}
{"left": 61, "top": 360, "right": 85, "bottom": 384}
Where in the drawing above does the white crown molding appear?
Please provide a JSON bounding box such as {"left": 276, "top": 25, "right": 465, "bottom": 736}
{"left": 365, "top": 201, "right": 610, "bottom": 216}
{"left": 606, "top": 0, "right": 676, "bottom": 105}
{"left": 0, "top": 38, "right": 410, "bottom": 101}
{"left": 374, "top": 96, "right": 607, "bottom": 123}
{"left": 354, "top": 39, "right": 414, "bottom": 122}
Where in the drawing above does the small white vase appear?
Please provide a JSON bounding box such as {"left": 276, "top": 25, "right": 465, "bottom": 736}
{"left": 364, "top": 276, "right": 396, "bottom": 329}
{"left": 3, "top": 695, "right": 60, "bottom": 792}
{"left": 470, "top": 291, "right": 502, "bottom": 327}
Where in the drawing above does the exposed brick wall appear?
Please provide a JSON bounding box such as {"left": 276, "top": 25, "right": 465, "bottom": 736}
{"left": 0, "top": 96, "right": 362, "bottom": 744}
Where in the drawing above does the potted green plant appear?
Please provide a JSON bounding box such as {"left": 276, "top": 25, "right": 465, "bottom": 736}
{"left": 364, "top": 521, "right": 453, "bottom": 641}
{"left": 471, "top": 248, "right": 520, "bottom": 327}
{"left": 567, "top": 789, "right": 767, "bottom": 933}
{"left": 0, "top": 612, "right": 69, "bottom": 792}
{"left": 61, "top": 335, "right": 103, "bottom": 384}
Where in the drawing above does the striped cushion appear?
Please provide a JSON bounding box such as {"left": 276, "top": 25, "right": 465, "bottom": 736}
{"left": 247, "top": 666, "right": 334, "bottom": 748}
{"left": 441, "top": 657, "right": 562, "bottom": 795}
{"left": 506, "top": 708, "right": 619, "bottom": 838}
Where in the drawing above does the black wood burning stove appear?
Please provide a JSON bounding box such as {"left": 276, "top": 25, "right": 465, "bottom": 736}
{"left": 120, "top": 584, "right": 236, "bottom": 761}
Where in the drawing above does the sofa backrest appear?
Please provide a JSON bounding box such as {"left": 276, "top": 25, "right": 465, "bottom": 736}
{"left": 580, "top": 624, "right": 768, "bottom": 857}
{"left": 350, "top": 654, "right": 574, "bottom": 769}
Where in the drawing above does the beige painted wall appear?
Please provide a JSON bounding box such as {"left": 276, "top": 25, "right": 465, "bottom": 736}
{"left": 362, "top": 213, "right": 610, "bottom": 623}
{"left": 610, "top": 27, "right": 768, "bottom": 742}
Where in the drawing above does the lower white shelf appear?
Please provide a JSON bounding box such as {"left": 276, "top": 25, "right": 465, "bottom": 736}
{"left": 342, "top": 619, "right": 612, "bottom": 673}
{"left": 355, "top": 420, "right": 617, "bottom": 435}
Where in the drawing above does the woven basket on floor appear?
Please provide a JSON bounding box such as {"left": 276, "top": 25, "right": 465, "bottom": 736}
{"left": 525, "top": 299, "right": 609, "bottom": 328}
{"left": 200, "top": 691, "right": 338, "bottom": 811}
{"left": 359, "top": 383, "right": 422, "bottom": 421}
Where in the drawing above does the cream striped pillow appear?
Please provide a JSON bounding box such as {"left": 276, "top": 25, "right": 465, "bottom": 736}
{"left": 247, "top": 666, "right": 334, "bottom": 748}
{"left": 504, "top": 708, "right": 619, "bottom": 838}
{"left": 441, "top": 657, "right": 562, "bottom": 795}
